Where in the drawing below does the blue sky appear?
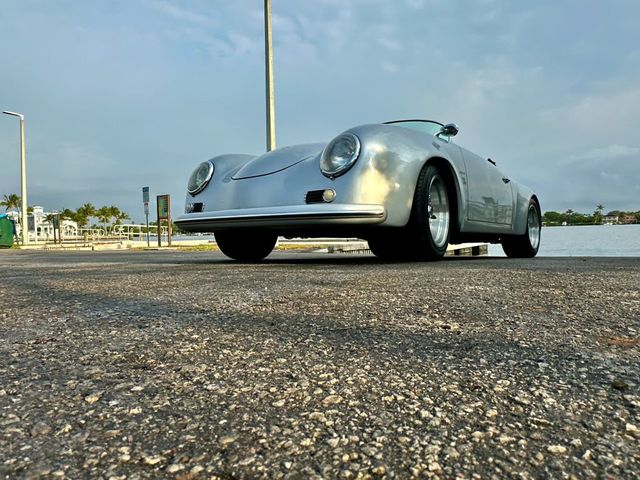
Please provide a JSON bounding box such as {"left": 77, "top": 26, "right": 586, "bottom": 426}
{"left": 1, "top": 0, "right": 639, "bottom": 221}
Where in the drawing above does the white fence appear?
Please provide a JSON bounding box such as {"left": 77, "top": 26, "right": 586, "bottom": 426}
{"left": 28, "top": 224, "right": 170, "bottom": 244}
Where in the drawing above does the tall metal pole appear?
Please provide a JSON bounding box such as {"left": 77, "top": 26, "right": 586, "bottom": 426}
{"left": 264, "top": 0, "right": 276, "bottom": 151}
{"left": 3, "top": 111, "right": 28, "bottom": 245}
{"left": 19, "top": 117, "right": 27, "bottom": 246}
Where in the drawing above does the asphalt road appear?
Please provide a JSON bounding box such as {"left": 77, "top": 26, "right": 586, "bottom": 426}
{"left": 0, "top": 250, "right": 638, "bottom": 479}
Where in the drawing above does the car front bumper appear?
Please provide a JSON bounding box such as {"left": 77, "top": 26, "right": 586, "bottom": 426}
{"left": 174, "top": 204, "right": 386, "bottom": 232}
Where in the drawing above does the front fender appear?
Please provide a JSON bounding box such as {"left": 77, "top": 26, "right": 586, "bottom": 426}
{"left": 343, "top": 124, "right": 467, "bottom": 227}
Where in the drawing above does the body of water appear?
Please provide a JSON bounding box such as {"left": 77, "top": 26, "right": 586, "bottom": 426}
{"left": 488, "top": 224, "right": 640, "bottom": 257}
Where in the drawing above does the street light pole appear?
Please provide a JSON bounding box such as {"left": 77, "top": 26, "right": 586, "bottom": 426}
{"left": 3, "top": 110, "right": 28, "bottom": 246}
{"left": 264, "top": 0, "right": 276, "bottom": 152}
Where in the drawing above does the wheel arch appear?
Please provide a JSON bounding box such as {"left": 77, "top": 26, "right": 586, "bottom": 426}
{"left": 512, "top": 192, "right": 541, "bottom": 235}
{"left": 531, "top": 194, "right": 541, "bottom": 211}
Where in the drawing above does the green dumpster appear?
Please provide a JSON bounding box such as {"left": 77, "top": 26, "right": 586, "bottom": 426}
{"left": 0, "top": 214, "right": 15, "bottom": 248}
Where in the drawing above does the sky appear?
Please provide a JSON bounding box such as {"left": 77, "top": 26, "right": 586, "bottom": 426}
{"left": 1, "top": 0, "right": 639, "bottom": 222}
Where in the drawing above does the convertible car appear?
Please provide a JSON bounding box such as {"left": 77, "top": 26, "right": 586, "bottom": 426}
{"left": 175, "top": 120, "right": 541, "bottom": 261}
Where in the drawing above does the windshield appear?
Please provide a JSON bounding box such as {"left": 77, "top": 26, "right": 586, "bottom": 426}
{"left": 384, "top": 119, "right": 444, "bottom": 137}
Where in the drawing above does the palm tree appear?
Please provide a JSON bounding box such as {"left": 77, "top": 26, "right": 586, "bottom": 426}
{"left": 75, "top": 203, "right": 97, "bottom": 229}
{"left": 1, "top": 193, "right": 20, "bottom": 212}
{"left": 594, "top": 204, "right": 604, "bottom": 224}
{"left": 1, "top": 194, "right": 23, "bottom": 232}
{"left": 115, "top": 211, "right": 130, "bottom": 225}
{"left": 96, "top": 206, "right": 111, "bottom": 234}
{"left": 107, "top": 206, "right": 120, "bottom": 224}
{"left": 60, "top": 208, "right": 77, "bottom": 221}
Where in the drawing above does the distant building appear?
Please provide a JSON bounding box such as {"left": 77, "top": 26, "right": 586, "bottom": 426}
{"left": 622, "top": 214, "right": 637, "bottom": 224}
{"left": 602, "top": 215, "right": 619, "bottom": 225}
{"left": 5, "top": 206, "right": 78, "bottom": 240}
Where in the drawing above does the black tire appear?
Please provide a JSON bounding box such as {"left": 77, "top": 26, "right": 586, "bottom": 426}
{"left": 368, "top": 233, "right": 411, "bottom": 261}
{"left": 408, "top": 164, "right": 451, "bottom": 260}
{"left": 501, "top": 200, "right": 541, "bottom": 258}
{"left": 215, "top": 230, "right": 277, "bottom": 262}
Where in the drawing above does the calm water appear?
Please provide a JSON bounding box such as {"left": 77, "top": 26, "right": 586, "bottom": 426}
{"left": 488, "top": 224, "right": 640, "bottom": 257}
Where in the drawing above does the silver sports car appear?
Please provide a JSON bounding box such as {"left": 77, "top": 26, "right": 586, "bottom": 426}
{"left": 175, "top": 120, "right": 541, "bottom": 261}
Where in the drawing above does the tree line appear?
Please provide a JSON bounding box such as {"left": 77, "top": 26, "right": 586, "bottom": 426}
{"left": 1, "top": 193, "right": 130, "bottom": 231}
{"left": 543, "top": 204, "right": 639, "bottom": 225}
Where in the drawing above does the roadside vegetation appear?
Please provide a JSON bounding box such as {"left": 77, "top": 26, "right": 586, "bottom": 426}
{"left": 1, "top": 194, "right": 131, "bottom": 233}
{"left": 543, "top": 205, "right": 639, "bottom": 226}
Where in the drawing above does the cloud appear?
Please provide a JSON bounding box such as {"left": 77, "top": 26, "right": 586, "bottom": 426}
{"left": 376, "top": 36, "right": 401, "bottom": 51}
{"left": 568, "top": 144, "right": 640, "bottom": 162}
{"left": 548, "top": 86, "right": 640, "bottom": 134}
{"left": 383, "top": 63, "right": 399, "bottom": 73}
{"left": 150, "top": 0, "right": 213, "bottom": 26}
{"left": 405, "top": 0, "right": 426, "bottom": 9}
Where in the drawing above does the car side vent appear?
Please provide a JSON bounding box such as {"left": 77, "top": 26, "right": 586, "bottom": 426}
{"left": 192, "top": 202, "right": 204, "bottom": 213}
{"left": 305, "top": 190, "right": 325, "bottom": 204}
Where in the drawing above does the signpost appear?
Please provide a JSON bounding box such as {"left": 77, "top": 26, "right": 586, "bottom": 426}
{"left": 142, "top": 186, "right": 150, "bottom": 247}
{"left": 156, "top": 194, "right": 172, "bottom": 247}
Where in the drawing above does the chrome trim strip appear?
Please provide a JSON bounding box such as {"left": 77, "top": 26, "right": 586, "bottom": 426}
{"left": 175, "top": 204, "right": 386, "bottom": 229}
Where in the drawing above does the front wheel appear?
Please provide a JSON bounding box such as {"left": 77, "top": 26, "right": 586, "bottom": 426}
{"left": 368, "top": 233, "right": 412, "bottom": 261}
{"left": 215, "top": 230, "right": 277, "bottom": 262}
{"left": 502, "top": 200, "right": 541, "bottom": 258}
{"left": 409, "top": 164, "right": 451, "bottom": 260}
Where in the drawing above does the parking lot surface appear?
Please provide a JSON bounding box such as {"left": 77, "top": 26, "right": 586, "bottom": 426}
{"left": 1, "top": 250, "right": 639, "bottom": 479}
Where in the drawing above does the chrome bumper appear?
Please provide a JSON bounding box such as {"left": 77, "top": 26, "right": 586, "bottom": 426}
{"left": 174, "top": 204, "right": 386, "bottom": 231}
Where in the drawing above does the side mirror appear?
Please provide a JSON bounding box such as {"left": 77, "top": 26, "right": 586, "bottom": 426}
{"left": 438, "top": 123, "right": 459, "bottom": 138}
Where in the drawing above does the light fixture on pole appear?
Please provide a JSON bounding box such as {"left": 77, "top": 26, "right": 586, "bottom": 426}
{"left": 264, "top": 0, "right": 276, "bottom": 151}
{"left": 2, "top": 110, "right": 29, "bottom": 246}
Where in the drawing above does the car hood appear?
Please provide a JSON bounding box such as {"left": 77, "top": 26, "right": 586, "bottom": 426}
{"left": 232, "top": 143, "right": 324, "bottom": 179}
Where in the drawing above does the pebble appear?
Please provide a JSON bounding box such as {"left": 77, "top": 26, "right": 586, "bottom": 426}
{"left": 372, "top": 465, "right": 386, "bottom": 475}
{"left": 547, "top": 445, "right": 567, "bottom": 454}
{"left": 499, "top": 435, "right": 516, "bottom": 445}
{"left": 322, "top": 394, "right": 343, "bottom": 406}
{"left": 84, "top": 393, "right": 102, "bottom": 404}
{"left": 219, "top": 435, "right": 237, "bottom": 447}
{"left": 30, "top": 422, "right": 52, "bottom": 436}
{"left": 143, "top": 455, "right": 164, "bottom": 465}
{"left": 309, "top": 411, "right": 327, "bottom": 422}
{"left": 327, "top": 437, "right": 340, "bottom": 448}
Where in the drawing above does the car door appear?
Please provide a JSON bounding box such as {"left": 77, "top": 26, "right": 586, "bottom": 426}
{"left": 459, "top": 147, "right": 514, "bottom": 225}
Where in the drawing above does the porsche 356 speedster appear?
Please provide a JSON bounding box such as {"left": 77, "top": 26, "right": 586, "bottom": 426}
{"left": 174, "top": 120, "right": 541, "bottom": 261}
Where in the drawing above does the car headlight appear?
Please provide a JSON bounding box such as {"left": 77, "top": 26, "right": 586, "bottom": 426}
{"left": 320, "top": 133, "right": 361, "bottom": 178}
{"left": 187, "top": 161, "right": 214, "bottom": 196}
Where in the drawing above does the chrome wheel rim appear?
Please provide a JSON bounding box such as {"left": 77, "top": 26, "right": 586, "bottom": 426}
{"left": 428, "top": 175, "right": 450, "bottom": 248}
{"left": 527, "top": 204, "right": 541, "bottom": 250}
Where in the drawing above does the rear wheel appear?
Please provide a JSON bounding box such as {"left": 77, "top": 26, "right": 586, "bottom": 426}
{"left": 502, "top": 200, "right": 541, "bottom": 258}
{"left": 215, "top": 230, "right": 277, "bottom": 262}
{"left": 409, "top": 164, "right": 451, "bottom": 260}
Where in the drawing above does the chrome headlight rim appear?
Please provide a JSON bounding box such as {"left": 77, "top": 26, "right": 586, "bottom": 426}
{"left": 320, "top": 133, "right": 361, "bottom": 178}
{"left": 187, "top": 161, "right": 215, "bottom": 196}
